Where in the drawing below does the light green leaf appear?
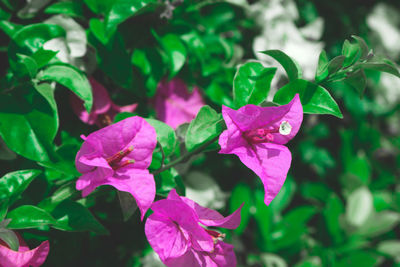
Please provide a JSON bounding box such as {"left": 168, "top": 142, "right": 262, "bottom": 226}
{"left": 0, "top": 170, "right": 42, "bottom": 207}
{"left": 346, "top": 187, "right": 373, "bottom": 227}
{"left": 315, "top": 50, "right": 329, "bottom": 82}
{"left": 261, "top": 50, "right": 302, "bottom": 81}
{"left": 0, "top": 228, "right": 19, "bottom": 251}
{"left": 273, "top": 79, "right": 342, "bottom": 118}
{"left": 146, "top": 119, "right": 177, "bottom": 156}
{"left": 7, "top": 205, "right": 56, "bottom": 229}
{"left": 157, "top": 33, "right": 187, "bottom": 78}
{"left": 233, "top": 61, "right": 276, "bottom": 107}
{"left": 345, "top": 69, "right": 367, "bottom": 97}
{"left": 0, "top": 87, "right": 58, "bottom": 162}
{"left": 38, "top": 64, "right": 93, "bottom": 112}
{"left": 185, "top": 106, "right": 223, "bottom": 152}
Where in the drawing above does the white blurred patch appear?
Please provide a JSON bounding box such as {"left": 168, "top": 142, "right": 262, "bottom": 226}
{"left": 43, "top": 15, "right": 96, "bottom": 72}
{"left": 249, "top": 0, "right": 324, "bottom": 86}
{"left": 375, "top": 72, "right": 400, "bottom": 108}
{"left": 142, "top": 250, "right": 164, "bottom": 267}
{"left": 18, "top": 0, "right": 51, "bottom": 18}
{"left": 367, "top": 3, "right": 400, "bottom": 59}
{"left": 185, "top": 171, "right": 228, "bottom": 210}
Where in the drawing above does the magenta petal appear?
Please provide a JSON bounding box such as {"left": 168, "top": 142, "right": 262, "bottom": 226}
{"left": 207, "top": 241, "right": 237, "bottom": 267}
{"left": 76, "top": 167, "right": 114, "bottom": 197}
{"left": 155, "top": 78, "right": 205, "bottom": 129}
{"left": 105, "top": 169, "right": 155, "bottom": 219}
{"left": 221, "top": 94, "right": 302, "bottom": 144}
{"left": 235, "top": 142, "right": 292, "bottom": 205}
{"left": 145, "top": 213, "right": 189, "bottom": 261}
{"left": 164, "top": 249, "right": 205, "bottom": 267}
{"left": 180, "top": 197, "right": 243, "bottom": 229}
{"left": 110, "top": 102, "right": 138, "bottom": 113}
{"left": 70, "top": 77, "right": 112, "bottom": 125}
{"left": 0, "top": 240, "right": 49, "bottom": 267}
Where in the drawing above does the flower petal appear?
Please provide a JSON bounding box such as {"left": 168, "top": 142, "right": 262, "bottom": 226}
{"left": 155, "top": 79, "right": 205, "bottom": 129}
{"left": 180, "top": 197, "right": 243, "bottom": 229}
{"left": 221, "top": 94, "right": 302, "bottom": 145}
{"left": 227, "top": 141, "right": 291, "bottom": 205}
{"left": 105, "top": 169, "right": 155, "bottom": 219}
{"left": 145, "top": 213, "right": 189, "bottom": 261}
{"left": 0, "top": 240, "right": 49, "bottom": 267}
{"left": 79, "top": 116, "right": 157, "bottom": 170}
{"left": 151, "top": 197, "right": 214, "bottom": 252}
{"left": 207, "top": 241, "right": 237, "bottom": 267}
{"left": 75, "top": 167, "right": 114, "bottom": 197}
{"left": 69, "top": 77, "right": 112, "bottom": 125}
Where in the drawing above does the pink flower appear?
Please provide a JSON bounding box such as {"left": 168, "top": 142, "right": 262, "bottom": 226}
{"left": 75, "top": 116, "right": 157, "bottom": 219}
{"left": 145, "top": 189, "right": 242, "bottom": 267}
{"left": 154, "top": 78, "right": 205, "bottom": 129}
{"left": 70, "top": 77, "right": 137, "bottom": 127}
{"left": 0, "top": 232, "right": 49, "bottom": 267}
{"left": 219, "top": 94, "right": 303, "bottom": 205}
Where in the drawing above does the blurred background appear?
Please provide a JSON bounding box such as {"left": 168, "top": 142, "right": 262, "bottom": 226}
{"left": 0, "top": 0, "right": 399, "bottom": 266}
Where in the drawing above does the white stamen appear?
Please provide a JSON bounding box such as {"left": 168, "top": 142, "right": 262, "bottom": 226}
{"left": 279, "top": 121, "right": 292, "bottom": 135}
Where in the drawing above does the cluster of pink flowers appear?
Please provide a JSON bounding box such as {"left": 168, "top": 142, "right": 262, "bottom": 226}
{"left": 0, "top": 77, "right": 302, "bottom": 266}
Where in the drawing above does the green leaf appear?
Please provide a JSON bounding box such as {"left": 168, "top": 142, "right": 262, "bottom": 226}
{"left": 30, "top": 48, "right": 58, "bottom": 69}
{"left": 261, "top": 50, "right": 302, "bottom": 81}
{"left": 0, "top": 87, "right": 58, "bottom": 162}
{"left": 315, "top": 50, "right": 329, "bottom": 82}
{"left": 0, "top": 227, "right": 19, "bottom": 251}
{"left": 233, "top": 61, "right": 276, "bottom": 107}
{"left": 357, "top": 211, "right": 400, "bottom": 237}
{"left": 346, "top": 187, "right": 373, "bottom": 227}
{"left": 44, "top": 1, "right": 84, "bottom": 17}
{"left": 34, "top": 83, "right": 59, "bottom": 130}
{"left": 157, "top": 33, "right": 187, "bottom": 78}
{"left": 273, "top": 79, "right": 343, "bottom": 118}
{"left": 270, "top": 175, "right": 296, "bottom": 213}
{"left": 8, "top": 23, "right": 65, "bottom": 65}
{"left": 89, "top": 18, "right": 114, "bottom": 45}
{"left": 377, "top": 240, "right": 400, "bottom": 259}
{"left": 342, "top": 39, "right": 361, "bottom": 67}
{"left": 51, "top": 200, "right": 109, "bottom": 234}
{"left": 83, "top": 0, "right": 116, "bottom": 14}
{"left": 38, "top": 64, "right": 93, "bottom": 112}
{"left": 323, "top": 194, "right": 344, "bottom": 245}
{"left": 230, "top": 183, "right": 252, "bottom": 235}
{"left": 155, "top": 168, "right": 180, "bottom": 197}
{"left": 185, "top": 105, "right": 223, "bottom": 152}
{"left": 38, "top": 182, "right": 77, "bottom": 212}
{"left": 360, "top": 57, "right": 400, "bottom": 78}
{"left": 7, "top": 205, "right": 56, "bottom": 229}
{"left": 106, "top": 0, "right": 157, "bottom": 32}
{"left": 146, "top": 119, "right": 177, "bottom": 156}
{"left": 0, "top": 21, "right": 22, "bottom": 38}
{"left": 336, "top": 251, "right": 379, "bottom": 267}
{"left": 351, "top": 35, "right": 369, "bottom": 60}
{"left": 117, "top": 191, "right": 137, "bottom": 221}
{"left": 15, "top": 53, "right": 38, "bottom": 78}
{"left": 327, "top": 55, "right": 345, "bottom": 74}
{"left": 0, "top": 169, "right": 42, "bottom": 207}
{"left": 345, "top": 69, "right": 367, "bottom": 97}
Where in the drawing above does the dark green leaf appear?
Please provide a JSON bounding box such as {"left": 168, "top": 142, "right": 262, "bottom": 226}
{"left": 0, "top": 21, "right": 22, "bottom": 38}
{"left": 351, "top": 35, "right": 369, "bottom": 60}
{"left": 0, "top": 228, "right": 19, "bottom": 251}
{"left": 323, "top": 194, "right": 344, "bottom": 245}
{"left": 230, "top": 183, "right": 252, "bottom": 235}
{"left": 336, "top": 251, "right": 379, "bottom": 267}
{"left": 83, "top": 0, "right": 116, "bottom": 14}
{"left": 156, "top": 33, "right": 187, "bottom": 78}
{"left": 315, "top": 50, "right": 329, "bottom": 82}
{"left": 345, "top": 69, "right": 367, "bottom": 96}
{"left": 30, "top": 48, "right": 58, "bottom": 69}
{"left": 16, "top": 53, "right": 38, "bottom": 78}
{"left": 0, "top": 87, "right": 58, "bottom": 162}
{"left": 327, "top": 56, "right": 345, "bottom": 74}
{"left": 44, "top": 1, "right": 84, "bottom": 17}
{"left": 7, "top": 205, "right": 56, "bottom": 229}
{"left": 106, "top": 0, "right": 157, "bottom": 32}
{"left": 261, "top": 50, "right": 302, "bottom": 81}
{"left": 38, "top": 64, "right": 93, "bottom": 112}
{"left": 117, "top": 191, "right": 137, "bottom": 221}
{"left": 360, "top": 57, "right": 400, "bottom": 78}
{"left": 0, "top": 170, "right": 42, "bottom": 207}
{"left": 185, "top": 106, "right": 223, "bottom": 152}
{"left": 51, "top": 200, "right": 109, "bottom": 234}
{"left": 38, "top": 182, "right": 77, "bottom": 212}
{"left": 273, "top": 79, "right": 343, "bottom": 118}
{"left": 233, "top": 61, "right": 276, "bottom": 107}
{"left": 146, "top": 119, "right": 177, "bottom": 156}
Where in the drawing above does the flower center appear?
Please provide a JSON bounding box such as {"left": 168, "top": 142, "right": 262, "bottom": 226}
{"left": 205, "top": 229, "right": 226, "bottom": 244}
{"left": 243, "top": 121, "right": 292, "bottom": 144}
{"left": 106, "top": 146, "right": 135, "bottom": 170}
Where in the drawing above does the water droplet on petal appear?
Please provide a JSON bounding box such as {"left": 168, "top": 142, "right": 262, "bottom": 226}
{"left": 279, "top": 121, "right": 292, "bottom": 135}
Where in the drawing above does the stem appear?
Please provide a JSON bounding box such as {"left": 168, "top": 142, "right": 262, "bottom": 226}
{"left": 152, "top": 135, "right": 220, "bottom": 175}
